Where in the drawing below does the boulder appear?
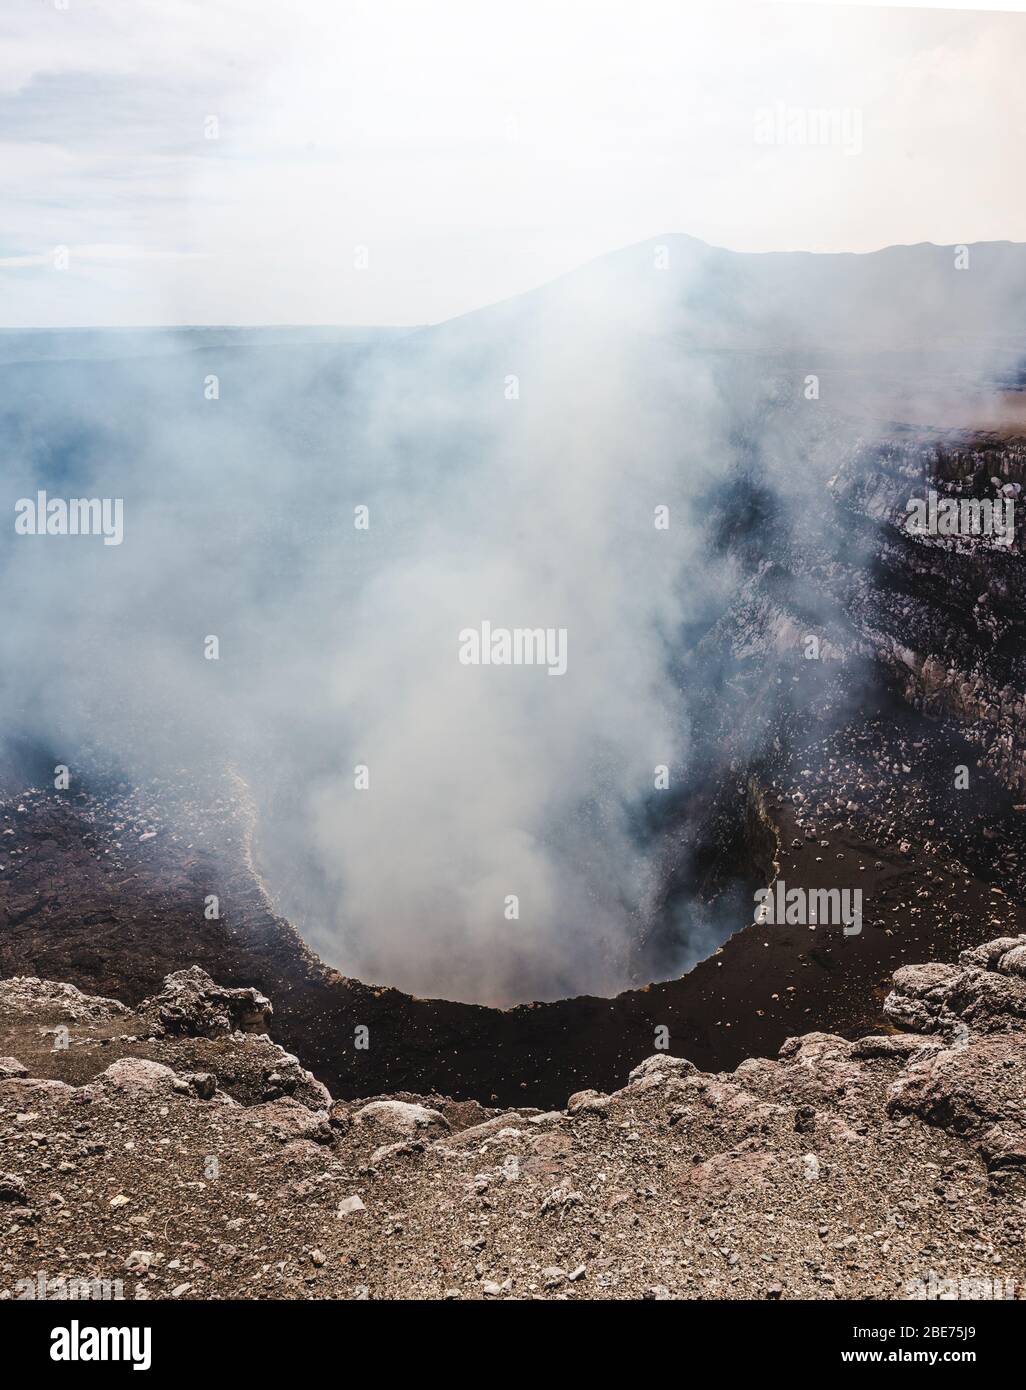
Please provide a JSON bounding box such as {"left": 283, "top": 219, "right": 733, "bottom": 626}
{"left": 240, "top": 1098, "right": 332, "bottom": 1144}
{"left": 566, "top": 1089, "right": 611, "bottom": 1116}
{"left": 627, "top": 1054, "right": 696, "bottom": 1085}
{"left": 353, "top": 1100, "right": 448, "bottom": 1139}
{"left": 883, "top": 963, "right": 960, "bottom": 1033}
{"left": 0, "top": 1172, "right": 28, "bottom": 1204}
{"left": 98, "top": 1057, "right": 181, "bottom": 1095}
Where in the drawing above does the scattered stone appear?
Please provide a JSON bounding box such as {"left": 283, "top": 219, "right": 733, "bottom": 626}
{"left": 802, "top": 1153, "right": 821, "bottom": 1181}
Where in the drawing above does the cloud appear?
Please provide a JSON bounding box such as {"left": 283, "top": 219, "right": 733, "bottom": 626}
{"left": 2, "top": 2, "right": 1026, "bottom": 325}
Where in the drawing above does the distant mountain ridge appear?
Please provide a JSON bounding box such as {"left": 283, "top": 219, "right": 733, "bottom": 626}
{"left": 7, "top": 235, "right": 1026, "bottom": 366}
{"left": 427, "top": 233, "right": 1026, "bottom": 360}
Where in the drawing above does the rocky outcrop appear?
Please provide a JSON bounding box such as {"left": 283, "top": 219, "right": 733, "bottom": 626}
{"left": 0, "top": 976, "right": 131, "bottom": 1025}
{"left": 2, "top": 942, "right": 1026, "bottom": 1300}
{"left": 0, "top": 964, "right": 324, "bottom": 1112}
{"left": 881, "top": 937, "right": 1026, "bottom": 1170}
{"left": 888, "top": 1033, "right": 1026, "bottom": 1169}
{"left": 138, "top": 965, "right": 272, "bottom": 1039}
{"left": 884, "top": 939, "right": 1026, "bottom": 1036}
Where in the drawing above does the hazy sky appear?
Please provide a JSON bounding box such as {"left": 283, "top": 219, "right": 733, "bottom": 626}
{"left": 2, "top": 0, "right": 1026, "bottom": 326}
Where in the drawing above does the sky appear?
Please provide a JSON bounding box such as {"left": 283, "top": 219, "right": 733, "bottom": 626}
{"left": 2, "top": 0, "right": 1026, "bottom": 326}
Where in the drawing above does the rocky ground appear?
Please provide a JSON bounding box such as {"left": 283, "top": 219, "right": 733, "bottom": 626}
{"left": 2, "top": 940, "right": 1026, "bottom": 1301}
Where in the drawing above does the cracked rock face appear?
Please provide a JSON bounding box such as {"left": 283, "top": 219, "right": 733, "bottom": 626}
{"left": 2, "top": 942, "right": 1026, "bottom": 1300}
{"left": 827, "top": 439, "right": 1026, "bottom": 797}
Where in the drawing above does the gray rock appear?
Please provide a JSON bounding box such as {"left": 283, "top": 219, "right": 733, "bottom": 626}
{"left": 627, "top": 1054, "right": 696, "bottom": 1084}
{"left": 240, "top": 1098, "right": 332, "bottom": 1143}
{"left": 354, "top": 1100, "right": 449, "bottom": 1139}
{"left": 883, "top": 963, "right": 960, "bottom": 1033}
{"left": 997, "top": 943, "right": 1026, "bottom": 979}
{"left": 0, "top": 976, "right": 131, "bottom": 1025}
{"left": 958, "top": 937, "right": 1025, "bottom": 971}
{"left": 442, "top": 1113, "right": 523, "bottom": 1146}
{"left": 187, "top": 1072, "right": 217, "bottom": 1100}
{"left": 482, "top": 1277, "right": 512, "bottom": 1296}
{"left": 850, "top": 1034, "right": 939, "bottom": 1060}
{"left": 99, "top": 1057, "right": 181, "bottom": 1095}
{"left": 566, "top": 1089, "right": 611, "bottom": 1116}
